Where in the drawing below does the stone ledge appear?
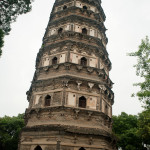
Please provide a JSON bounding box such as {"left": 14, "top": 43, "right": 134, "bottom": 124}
{"left": 22, "top": 124, "right": 111, "bottom": 137}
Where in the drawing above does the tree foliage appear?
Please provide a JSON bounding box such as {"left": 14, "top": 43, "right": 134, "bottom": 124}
{"left": 0, "top": 0, "right": 33, "bottom": 56}
{"left": 128, "top": 36, "right": 150, "bottom": 109}
{"left": 0, "top": 29, "right": 4, "bottom": 56}
{"left": 0, "top": 0, "right": 33, "bottom": 35}
{"left": 138, "top": 109, "right": 150, "bottom": 146}
{"left": 0, "top": 114, "right": 25, "bottom": 150}
{"left": 113, "top": 111, "right": 150, "bottom": 150}
{"left": 112, "top": 112, "right": 145, "bottom": 150}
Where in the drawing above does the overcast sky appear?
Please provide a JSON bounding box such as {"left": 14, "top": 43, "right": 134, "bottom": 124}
{"left": 1, "top": 0, "right": 149, "bottom": 117}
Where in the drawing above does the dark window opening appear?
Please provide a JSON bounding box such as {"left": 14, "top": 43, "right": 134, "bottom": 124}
{"left": 52, "top": 57, "right": 58, "bottom": 65}
{"left": 83, "top": 6, "right": 87, "bottom": 10}
{"left": 58, "top": 28, "right": 63, "bottom": 34}
{"left": 104, "top": 90, "right": 108, "bottom": 95}
{"left": 34, "top": 146, "right": 42, "bottom": 150}
{"left": 105, "top": 105, "right": 108, "bottom": 115}
{"left": 79, "top": 147, "right": 86, "bottom": 150}
{"left": 108, "top": 94, "right": 111, "bottom": 99}
{"left": 79, "top": 96, "right": 86, "bottom": 108}
{"left": 45, "top": 95, "right": 51, "bottom": 106}
{"left": 81, "top": 57, "right": 87, "bottom": 66}
{"left": 71, "top": 24, "right": 74, "bottom": 31}
{"left": 63, "top": 5, "right": 67, "bottom": 10}
{"left": 82, "top": 28, "right": 87, "bottom": 34}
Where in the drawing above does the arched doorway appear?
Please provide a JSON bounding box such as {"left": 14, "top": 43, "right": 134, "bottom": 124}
{"left": 58, "top": 28, "right": 63, "bottom": 34}
{"left": 52, "top": 57, "right": 58, "bottom": 65}
{"left": 83, "top": 5, "right": 87, "bottom": 10}
{"left": 82, "top": 28, "right": 87, "bottom": 34}
{"left": 45, "top": 95, "right": 51, "bottom": 106}
{"left": 79, "top": 147, "right": 86, "bottom": 150}
{"left": 79, "top": 96, "right": 86, "bottom": 108}
{"left": 81, "top": 57, "right": 87, "bottom": 66}
{"left": 63, "top": 5, "right": 67, "bottom": 10}
{"left": 34, "top": 145, "right": 42, "bottom": 150}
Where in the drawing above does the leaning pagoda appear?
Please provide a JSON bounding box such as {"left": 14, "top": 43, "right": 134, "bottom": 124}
{"left": 18, "top": 0, "right": 116, "bottom": 150}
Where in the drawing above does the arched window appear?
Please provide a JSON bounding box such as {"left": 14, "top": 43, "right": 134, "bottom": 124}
{"left": 83, "top": 6, "right": 87, "bottom": 10}
{"left": 34, "top": 146, "right": 42, "bottom": 150}
{"left": 82, "top": 28, "right": 87, "bottom": 34}
{"left": 108, "top": 94, "right": 111, "bottom": 99}
{"left": 52, "top": 57, "right": 58, "bottom": 65}
{"left": 58, "top": 28, "right": 63, "bottom": 34}
{"left": 79, "top": 96, "right": 86, "bottom": 108}
{"left": 79, "top": 147, "right": 86, "bottom": 150}
{"left": 45, "top": 95, "right": 51, "bottom": 106}
{"left": 105, "top": 105, "right": 108, "bottom": 115}
{"left": 63, "top": 5, "right": 67, "bottom": 10}
{"left": 81, "top": 57, "right": 87, "bottom": 66}
{"left": 104, "top": 90, "right": 108, "bottom": 95}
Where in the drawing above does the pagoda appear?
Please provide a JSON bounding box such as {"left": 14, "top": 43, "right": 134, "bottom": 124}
{"left": 18, "top": 0, "right": 116, "bottom": 150}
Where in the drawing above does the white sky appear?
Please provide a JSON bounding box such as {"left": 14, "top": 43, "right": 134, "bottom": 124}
{"left": 1, "top": 0, "right": 149, "bottom": 117}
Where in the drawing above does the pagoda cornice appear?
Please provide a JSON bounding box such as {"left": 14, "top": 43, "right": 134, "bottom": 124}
{"left": 50, "top": 6, "right": 102, "bottom": 23}
{"left": 30, "top": 74, "right": 114, "bottom": 102}
{"left": 54, "top": 0, "right": 96, "bottom": 7}
{"left": 24, "top": 106, "right": 112, "bottom": 134}
{"left": 36, "top": 62, "right": 112, "bottom": 86}
{"left": 53, "top": 0, "right": 106, "bottom": 21}
{"left": 41, "top": 39, "right": 109, "bottom": 57}
{"left": 41, "top": 40, "right": 104, "bottom": 54}
{"left": 44, "top": 31, "right": 107, "bottom": 50}
{"left": 36, "top": 40, "right": 111, "bottom": 70}
{"left": 22, "top": 124, "right": 111, "bottom": 137}
{"left": 25, "top": 106, "right": 112, "bottom": 121}
{"left": 32, "top": 75, "right": 113, "bottom": 92}
{"left": 48, "top": 14, "right": 106, "bottom": 33}
{"left": 39, "top": 40, "right": 110, "bottom": 56}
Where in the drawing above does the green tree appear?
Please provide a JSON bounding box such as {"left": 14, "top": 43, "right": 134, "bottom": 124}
{"left": 112, "top": 112, "right": 145, "bottom": 150}
{"left": 0, "top": 114, "right": 25, "bottom": 150}
{"left": 128, "top": 36, "right": 150, "bottom": 109}
{"left": 138, "top": 109, "right": 150, "bottom": 147}
{"left": 128, "top": 37, "right": 150, "bottom": 148}
{"left": 0, "top": 29, "right": 4, "bottom": 56}
{"left": 0, "top": 0, "right": 33, "bottom": 56}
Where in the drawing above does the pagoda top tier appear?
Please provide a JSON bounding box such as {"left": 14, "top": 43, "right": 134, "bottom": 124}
{"left": 52, "top": 0, "right": 106, "bottom": 21}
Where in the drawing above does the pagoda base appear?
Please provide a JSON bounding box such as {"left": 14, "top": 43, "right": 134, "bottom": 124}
{"left": 18, "top": 126, "right": 116, "bottom": 150}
